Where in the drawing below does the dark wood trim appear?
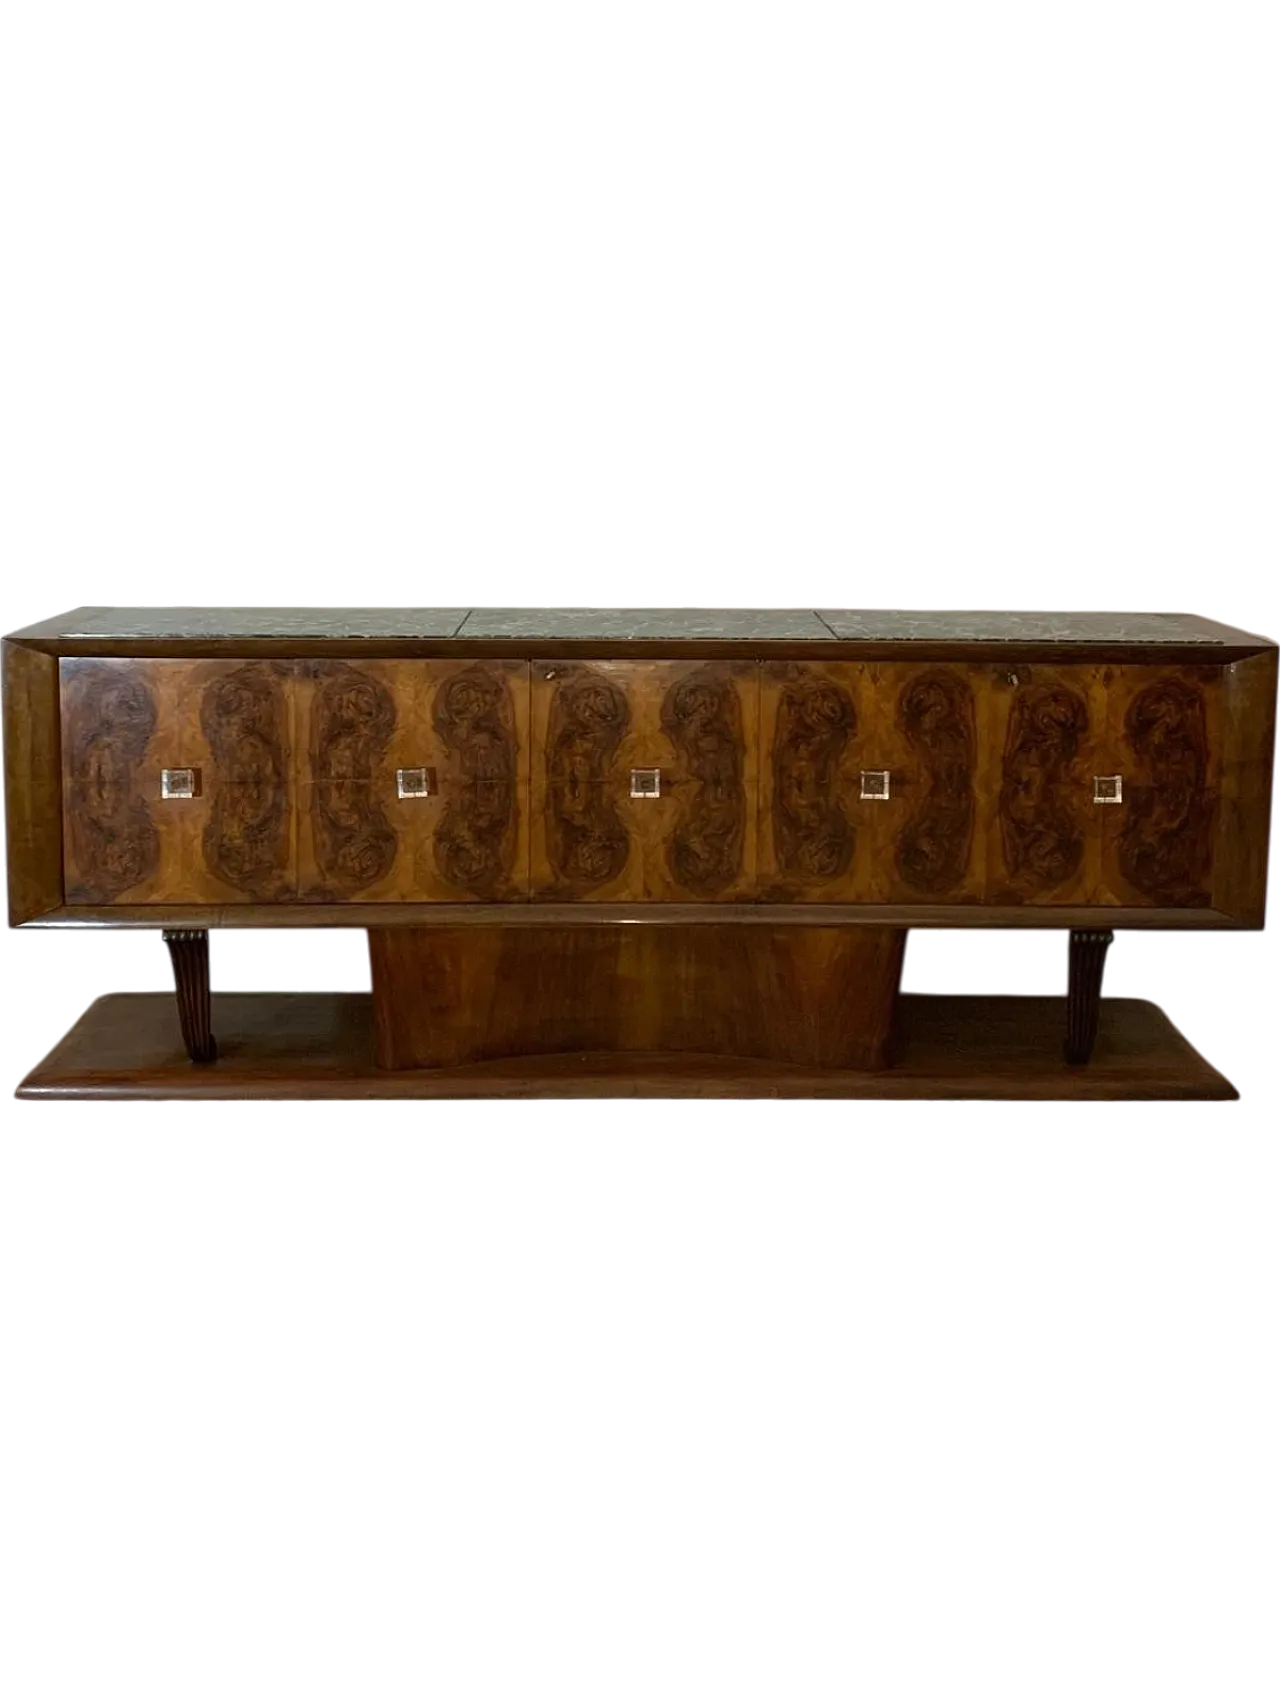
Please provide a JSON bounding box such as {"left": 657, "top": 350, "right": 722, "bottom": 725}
{"left": 1214, "top": 648, "right": 1278, "bottom": 928}
{"left": 162, "top": 929, "right": 217, "bottom": 1063}
{"left": 3, "top": 640, "right": 64, "bottom": 925}
{"left": 1065, "top": 929, "right": 1114, "bottom": 1065}
{"left": 10, "top": 634, "right": 1275, "bottom": 665}
{"left": 25, "top": 900, "right": 1241, "bottom": 930}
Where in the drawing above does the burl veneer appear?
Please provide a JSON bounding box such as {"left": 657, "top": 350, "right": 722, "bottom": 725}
{"left": 5, "top": 609, "right": 1276, "bottom": 1100}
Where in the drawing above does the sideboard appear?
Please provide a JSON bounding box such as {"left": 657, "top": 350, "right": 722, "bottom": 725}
{"left": 5, "top": 607, "right": 1275, "bottom": 1099}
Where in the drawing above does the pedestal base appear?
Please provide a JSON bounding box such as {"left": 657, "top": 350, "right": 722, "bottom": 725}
{"left": 15, "top": 992, "right": 1238, "bottom": 1100}
{"left": 368, "top": 924, "right": 907, "bottom": 1071}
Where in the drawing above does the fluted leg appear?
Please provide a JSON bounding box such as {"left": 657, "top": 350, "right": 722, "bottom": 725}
{"left": 1065, "top": 929, "right": 1113, "bottom": 1065}
{"left": 164, "top": 929, "right": 217, "bottom": 1064}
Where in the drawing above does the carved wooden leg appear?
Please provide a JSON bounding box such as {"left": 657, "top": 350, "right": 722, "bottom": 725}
{"left": 163, "top": 929, "right": 217, "bottom": 1064}
{"left": 1065, "top": 929, "right": 1113, "bottom": 1065}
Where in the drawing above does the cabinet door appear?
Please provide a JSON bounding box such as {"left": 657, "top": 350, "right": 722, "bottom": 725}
{"left": 985, "top": 664, "right": 1109, "bottom": 905}
{"left": 859, "top": 662, "right": 987, "bottom": 903}
{"left": 758, "top": 660, "right": 865, "bottom": 900}
{"left": 531, "top": 660, "right": 758, "bottom": 901}
{"left": 61, "top": 658, "right": 297, "bottom": 903}
{"left": 296, "top": 659, "right": 529, "bottom": 901}
{"left": 760, "top": 660, "right": 989, "bottom": 903}
{"left": 1097, "top": 665, "right": 1222, "bottom": 908}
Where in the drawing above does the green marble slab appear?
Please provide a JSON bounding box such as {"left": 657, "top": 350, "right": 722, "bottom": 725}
{"left": 817, "top": 610, "right": 1237, "bottom": 643}
{"left": 457, "top": 608, "right": 832, "bottom": 640}
{"left": 9, "top": 606, "right": 471, "bottom": 639}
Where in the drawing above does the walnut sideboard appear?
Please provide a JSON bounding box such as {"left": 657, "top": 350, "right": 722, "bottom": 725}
{"left": 4, "top": 607, "right": 1275, "bottom": 1100}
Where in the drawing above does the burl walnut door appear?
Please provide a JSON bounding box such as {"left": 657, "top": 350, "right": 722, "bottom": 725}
{"left": 531, "top": 660, "right": 758, "bottom": 901}
{"left": 61, "top": 657, "right": 297, "bottom": 903}
{"left": 984, "top": 662, "right": 1221, "bottom": 908}
{"left": 1097, "top": 665, "right": 1222, "bottom": 908}
{"left": 296, "top": 659, "right": 530, "bottom": 901}
{"left": 759, "top": 661, "right": 986, "bottom": 902}
{"left": 985, "top": 663, "right": 1109, "bottom": 905}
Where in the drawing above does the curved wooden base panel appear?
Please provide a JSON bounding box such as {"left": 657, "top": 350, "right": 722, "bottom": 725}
{"left": 368, "top": 924, "right": 908, "bottom": 1071}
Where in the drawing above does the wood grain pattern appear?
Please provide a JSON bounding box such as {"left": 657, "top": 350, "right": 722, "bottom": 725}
{"left": 24, "top": 633, "right": 1271, "bottom": 924}
{"left": 296, "top": 658, "right": 529, "bottom": 901}
{"left": 368, "top": 923, "right": 905, "bottom": 1070}
{"left": 3, "top": 641, "right": 65, "bottom": 923}
{"left": 200, "top": 663, "right": 293, "bottom": 898}
{"left": 62, "top": 660, "right": 160, "bottom": 901}
{"left": 894, "top": 667, "right": 978, "bottom": 894}
{"left": 16, "top": 991, "right": 1240, "bottom": 1101}
{"left": 60, "top": 658, "right": 297, "bottom": 902}
{"left": 759, "top": 662, "right": 858, "bottom": 898}
{"left": 987, "top": 666, "right": 1105, "bottom": 904}
{"left": 531, "top": 660, "right": 758, "bottom": 900}
{"left": 1213, "top": 648, "right": 1278, "bottom": 927}
{"left": 763, "top": 662, "right": 992, "bottom": 905}
{"left": 839, "top": 664, "right": 987, "bottom": 903}
{"left": 1103, "top": 667, "right": 1221, "bottom": 907}
{"left": 660, "top": 665, "right": 749, "bottom": 897}
{"left": 540, "top": 664, "right": 631, "bottom": 894}
{"left": 302, "top": 661, "right": 399, "bottom": 897}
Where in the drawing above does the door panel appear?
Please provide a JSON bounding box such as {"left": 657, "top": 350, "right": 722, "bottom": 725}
{"left": 758, "top": 660, "right": 865, "bottom": 900}
{"left": 1099, "top": 665, "right": 1222, "bottom": 907}
{"left": 296, "top": 659, "right": 529, "bottom": 900}
{"left": 61, "top": 658, "right": 296, "bottom": 902}
{"left": 985, "top": 664, "right": 1108, "bottom": 905}
{"left": 858, "top": 663, "right": 987, "bottom": 903}
{"left": 760, "top": 661, "right": 990, "bottom": 903}
{"left": 531, "top": 660, "right": 758, "bottom": 900}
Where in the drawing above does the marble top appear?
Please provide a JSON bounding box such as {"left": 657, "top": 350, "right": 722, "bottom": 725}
{"left": 816, "top": 610, "right": 1238, "bottom": 643}
{"left": 22, "top": 606, "right": 472, "bottom": 639}
{"left": 7, "top": 606, "right": 1268, "bottom": 647}
{"left": 458, "top": 608, "right": 831, "bottom": 639}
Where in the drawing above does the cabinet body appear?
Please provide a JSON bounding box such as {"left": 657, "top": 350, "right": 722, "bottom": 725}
{"left": 3, "top": 608, "right": 1275, "bottom": 929}
{"left": 32, "top": 645, "right": 1260, "bottom": 921}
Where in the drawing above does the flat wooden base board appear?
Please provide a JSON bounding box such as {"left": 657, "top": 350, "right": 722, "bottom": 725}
{"left": 16, "top": 992, "right": 1238, "bottom": 1100}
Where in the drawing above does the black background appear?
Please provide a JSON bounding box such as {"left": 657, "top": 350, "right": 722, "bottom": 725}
{"left": 5, "top": 600, "right": 1276, "bottom": 1106}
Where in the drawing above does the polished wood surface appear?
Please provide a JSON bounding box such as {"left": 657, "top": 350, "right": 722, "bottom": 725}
{"left": 25, "top": 901, "right": 1246, "bottom": 931}
{"left": 5, "top": 612, "right": 1276, "bottom": 931}
{"left": 756, "top": 657, "right": 1246, "bottom": 913}
{"left": 15, "top": 991, "right": 1238, "bottom": 1100}
{"left": 60, "top": 657, "right": 297, "bottom": 903}
{"left": 3, "top": 640, "right": 63, "bottom": 925}
{"left": 989, "top": 663, "right": 1105, "bottom": 906}
{"left": 368, "top": 923, "right": 906, "bottom": 1070}
{"left": 295, "top": 658, "right": 529, "bottom": 902}
{"left": 530, "top": 659, "right": 758, "bottom": 901}
{"left": 758, "top": 661, "right": 987, "bottom": 903}
{"left": 1214, "top": 648, "right": 1277, "bottom": 928}
{"left": 1102, "top": 665, "right": 1222, "bottom": 908}
{"left": 56, "top": 655, "right": 535, "bottom": 905}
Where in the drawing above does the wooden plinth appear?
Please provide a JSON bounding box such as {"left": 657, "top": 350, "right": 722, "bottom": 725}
{"left": 15, "top": 992, "right": 1238, "bottom": 1100}
{"left": 368, "top": 924, "right": 907, "bottom": 1071}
